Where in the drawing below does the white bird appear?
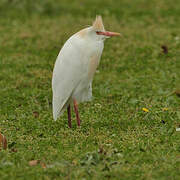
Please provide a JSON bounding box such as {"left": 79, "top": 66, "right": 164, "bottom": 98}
{"left": 52, "top": 16, "right": 121, "bottom": 128}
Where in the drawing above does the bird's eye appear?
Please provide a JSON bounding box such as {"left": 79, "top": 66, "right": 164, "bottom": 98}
{"left": 96, "top": 31, "right": 101, "bottom": 35}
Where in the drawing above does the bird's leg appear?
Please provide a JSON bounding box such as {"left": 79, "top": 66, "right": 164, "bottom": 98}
{"left": 67, "top": 104, "right": 72, "bottom": 128}
{"left": 73, "top": 99, "right": 80, "bottom": 127}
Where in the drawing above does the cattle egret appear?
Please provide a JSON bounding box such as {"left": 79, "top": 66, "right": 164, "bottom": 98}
{"left": 52, "top": 16, "right": 121, "bottom": 128}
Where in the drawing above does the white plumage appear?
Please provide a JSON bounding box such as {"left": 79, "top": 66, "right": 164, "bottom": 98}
{"left": 52, "top": 16, "right": 120, "bottom": 127}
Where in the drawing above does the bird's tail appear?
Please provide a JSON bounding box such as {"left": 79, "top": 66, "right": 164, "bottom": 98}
{"left": 52, "top": 96, "right": 71, "bottom": 121}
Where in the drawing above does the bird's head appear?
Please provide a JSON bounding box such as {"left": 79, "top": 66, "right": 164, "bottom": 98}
{"left": 86, "top": 15, "right": 121, "bottom": 41}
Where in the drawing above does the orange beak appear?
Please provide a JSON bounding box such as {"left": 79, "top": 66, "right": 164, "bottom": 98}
{"left": 96, "top": 31, "right": 122, "bottom": 37}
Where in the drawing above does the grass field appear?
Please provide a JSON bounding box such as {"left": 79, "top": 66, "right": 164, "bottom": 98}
{"left": 0, "top": 0, "right": 180, "bottom": 179}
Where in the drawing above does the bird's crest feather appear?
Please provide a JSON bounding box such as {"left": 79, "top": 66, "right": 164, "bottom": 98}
{"left": 92, "top": 15, "right": 105, "bottom": 31}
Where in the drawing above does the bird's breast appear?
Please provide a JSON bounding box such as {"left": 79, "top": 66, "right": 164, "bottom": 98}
{"left": 87, "top": 54, "right": 101, "bottom": 80}
{"left": 68, "top": 35, "right": 104, "bottom": 81}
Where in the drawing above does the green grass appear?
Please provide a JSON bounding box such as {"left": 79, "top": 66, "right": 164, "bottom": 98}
{"left": 0, "top": 0, "right": 180, "bottom": 179}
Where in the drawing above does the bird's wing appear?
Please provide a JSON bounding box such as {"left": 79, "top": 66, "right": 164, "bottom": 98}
{"left": 52, "top": 37, "right": 86, "bottom": 120}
